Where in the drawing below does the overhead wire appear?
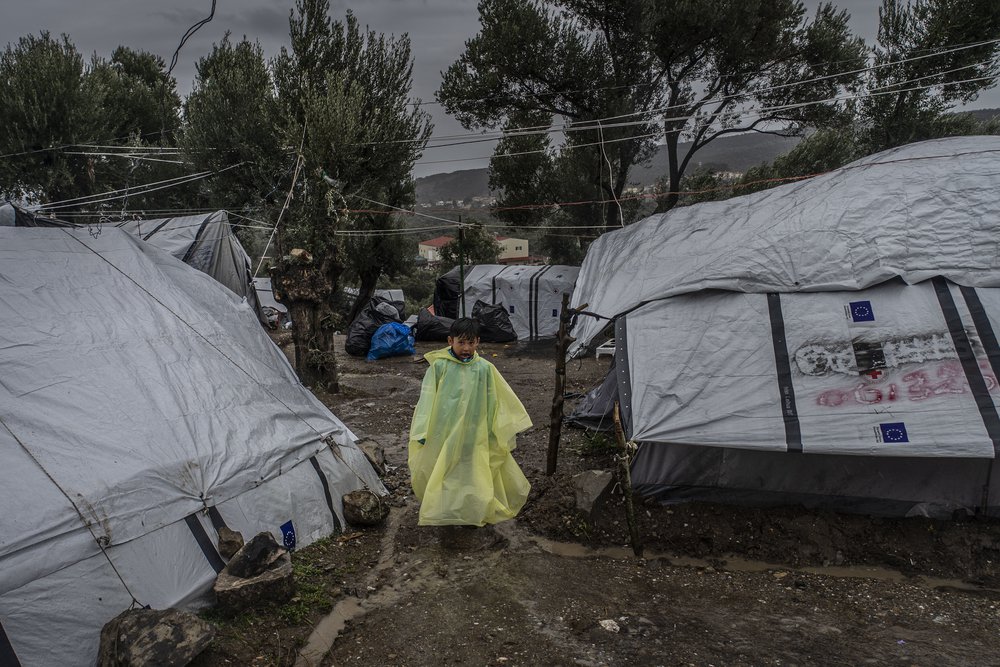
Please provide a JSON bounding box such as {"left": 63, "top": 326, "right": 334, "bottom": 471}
{"left": 413, "top": 70, "right": 1000, "bottom": 168}
{"left": 373, "top": 38, "right": 1000, "bottom": 149}
{"left": 35, "top": 164, "right": 245, "bottom": 211}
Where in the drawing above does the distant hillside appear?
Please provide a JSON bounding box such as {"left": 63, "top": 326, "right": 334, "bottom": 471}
{"left": 414, "top": 132, "right": 801, "bottom": 203}
{"left": 415, "top": 168, "right": 490, "bottom": 205}
{"left": 630, "top": 132, "right": 801, "bottom": 187}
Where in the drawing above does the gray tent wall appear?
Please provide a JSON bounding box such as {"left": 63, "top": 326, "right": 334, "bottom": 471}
{"left": 0, "top": 227, "right": 384, "bottom": 666}
{"left": 115, "top": 211, "right": 263, "bottom": 320}
{"left": 568, "top": 137, "right": 1000, "bottom": 518}
{"left": 459, "top": 264, "right": 581, "bottom": 340}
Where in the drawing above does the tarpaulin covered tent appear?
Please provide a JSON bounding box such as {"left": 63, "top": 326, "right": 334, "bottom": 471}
{"left": 114, "top": 211, "right": 260, "bottom": 313}
{"left": 568, "top": 136, "right": 1000, "bottom": 518}
{"left": 0, "top": 227, "right": 384, "bottom": 666}
{"left": 434, "top": 264, "right": 580, "bottom": 340}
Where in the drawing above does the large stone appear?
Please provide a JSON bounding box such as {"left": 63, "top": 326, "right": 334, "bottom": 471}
{"left": 572, "top": 470, "right": 615, "bottom": 520}
{"left": 217, "top": 526, "right": 244, "bottom": 560}
{"left": 343, "top": 489, "right": 389, "bottom": 526}
{"left": 213, "top": 532, "right": 294, "bottom": 615}
{"left": 97, "top": 608, "right": 214, "bottom": 667}
{"left": 355, "top": 438, "right": 386, "bottom": 476}
{"left": 226, "top": 532, "right": 283, "bottom": 578}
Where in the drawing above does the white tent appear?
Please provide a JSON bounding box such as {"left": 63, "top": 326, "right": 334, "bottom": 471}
{"left": 568, "top": 137, "right": 1000, "bottom": 517}
{"left": 114, "top": 211, "right": 260, "bottom": 313}
{"left": 458, "top": 264, "right": 580, "bottom": 340}
{"left": 0, "top": 227, "right": 384, "bottom": 666}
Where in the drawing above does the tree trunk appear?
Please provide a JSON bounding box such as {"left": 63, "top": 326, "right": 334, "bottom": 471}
{"left": 661, "top": 123, "right": 682, "bottom": 212}
{"left": 272, "top": 258, "right": 340, "bottom": 393}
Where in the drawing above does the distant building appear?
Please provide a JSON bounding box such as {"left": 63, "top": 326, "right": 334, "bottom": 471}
{"left": 418, "top": 235, "right": 455, "bottom": 264}
{"left": 418, "top": 233, "right": 531, "bottom": 266}
{"left": 496, "top": 235, "right": 529, "bottom": 264}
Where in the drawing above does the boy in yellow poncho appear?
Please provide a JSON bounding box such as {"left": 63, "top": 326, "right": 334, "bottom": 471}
{"left": 408, "top": 318, "right": 532, "bottom": 526}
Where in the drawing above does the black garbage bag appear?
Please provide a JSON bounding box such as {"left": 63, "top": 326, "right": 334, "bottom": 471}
{"left": 472, "top": 299, "right": 517, "bottom": 343}
{"left": 345, "top": 297, "right": 402, "bottom": 356}
{"left": 433, "top": 266, "right": 462, "bottom": 319}
{"left": 415, "top": 307, "right": 454, "bottom": 342}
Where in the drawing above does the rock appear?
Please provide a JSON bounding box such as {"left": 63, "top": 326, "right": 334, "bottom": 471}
{"left": 97, "top": 608, "right": 214, "bottom": 667}
{"left": 355, "top": 438, "right": 387, "bottom": 476}
{"left": 343, "top": 489, "right": 389, "bottom": 526}
{"left": 572, "top": 470, "right": 614, "bottom": 520}
{"left": 217, "top": 526, "right": 245, "bottom": 560}
{"left": 213, "top": 532, "right": 294, "bottom": 615}
{"left": 599, "top": 619, "right": 621, "bottom": 633}
{"left": 226, "top": 532, "right": 284, "bottom": 579}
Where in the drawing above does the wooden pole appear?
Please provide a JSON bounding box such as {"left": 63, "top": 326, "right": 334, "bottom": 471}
{"left": 613, "top": 401, "right": 643, "bottom": 558}
{"left": 546, "top": 293, "right": 574, "bottom": 476}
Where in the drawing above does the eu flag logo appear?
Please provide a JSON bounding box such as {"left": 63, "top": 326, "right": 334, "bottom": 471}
{"left": 879, "top": 422, "right": 909, "bottom": 443}
{"left": 280, "top": 520, "right": 296, "bottom": 550}
{"left": 849, "top": 300, "right": 876, "bottom": 322}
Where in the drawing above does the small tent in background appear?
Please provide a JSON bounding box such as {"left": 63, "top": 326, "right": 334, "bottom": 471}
{"left": 0, "top": 226, "right": 384, "bottom": 666}
{"left": 114, "top": 211, "right": 262, "bottom": 318}
{"left": 568, "top": 136, "right": 1000, "bottom": 518}
{"left": 433, "top": 264, "right": 580, "bottom": 340}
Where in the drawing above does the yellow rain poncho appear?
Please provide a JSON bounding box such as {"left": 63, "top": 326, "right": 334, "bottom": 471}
{"left": 408, "top": 348, "right": 532, "bottom": 526}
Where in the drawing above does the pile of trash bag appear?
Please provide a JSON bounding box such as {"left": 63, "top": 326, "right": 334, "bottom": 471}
{"left": 345, "top": 297, "right": 402, "bottom": 357}
{"left": 414, "top": 308, "right": 454, "bottom": 342}
{"left": 472, "top": 300, "right": 517, "bottom": 343}
{"left": 367, "top": 322, "right": 415, "bottom": 361}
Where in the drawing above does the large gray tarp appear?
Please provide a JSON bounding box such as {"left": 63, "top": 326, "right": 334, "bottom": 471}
{"left": 0, "top": 227, "right": 383, "bottom": 665}
{"left": 115, "top": 211, "right": 259, "bottom": 310}
{"left": 569, "top": 137, "right": 1000, "bottom": 357}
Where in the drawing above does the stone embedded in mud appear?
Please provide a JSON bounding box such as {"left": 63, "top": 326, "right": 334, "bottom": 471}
{"left": 572, "top": 470, "right": 614, "bottom": 520}
{"left": 356, "top": 438, "right": 387, "bottom": 476}
{"left": 213, "top": 532, "right": 294, "bottom": 615}
{"left": 343, "top": 489, "right": 390, "bottom": 526}
{"left": 226, "top": 532, "right": 284, "bottom": 578}
{"left": 97, "top": 608, "right": 214, "bottom": 667}
{"left": 217, "top": 526, "right": 245, "bottom": 560}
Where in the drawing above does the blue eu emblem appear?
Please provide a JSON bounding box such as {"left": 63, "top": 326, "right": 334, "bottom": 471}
{"left": 280, "top": 520, "right": 296, "bottom": 550}
{"left": 879, "top": 422, "right": 909, "bottom": 443}
{"left": 849, "top": 300, "right": 876, "bottom": 323}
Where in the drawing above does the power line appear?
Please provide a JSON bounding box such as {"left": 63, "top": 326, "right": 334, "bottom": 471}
{"left": 413, "top": 71, "right": 1000, "bottom": 168}
{"left": 36, "top": 164, "right": 244, "bottom": 211}
{"left": 407, "top": 36, "right": 1000, "bottom": 111}
{"left": 379, "top": 38, "right": 1000, "bottom": 149}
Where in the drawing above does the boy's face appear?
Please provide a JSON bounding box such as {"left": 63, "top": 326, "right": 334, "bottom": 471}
{"left": 448, "top": 335, "right": 480, "bottom": 361}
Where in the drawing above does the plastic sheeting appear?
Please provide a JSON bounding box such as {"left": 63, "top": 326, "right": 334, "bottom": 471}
{"left": 0, "top": 227, "right": 384, "bottom": 666}
{"left": 569, "top": 137, "right": 1000, "bottom": 357}
{"left": 115, "top": 211, "right": 259, "bottom": 311}
{"left": 617, "top": 278, "right": 1000, "bottom": 457}
{"left": 367, "top": 322, "right": 416, "bottom": 361}
{"left": 408, "top": 348, "right": 532, "bottom": 525}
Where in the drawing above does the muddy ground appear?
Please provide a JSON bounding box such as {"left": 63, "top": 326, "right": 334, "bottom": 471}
{"left": 197, "top": 335, "right": 1000, "bottom": 667}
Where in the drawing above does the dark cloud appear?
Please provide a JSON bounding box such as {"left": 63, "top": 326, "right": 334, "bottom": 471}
{"left": 222, "top": 7, "right": 290, "bottom": 40}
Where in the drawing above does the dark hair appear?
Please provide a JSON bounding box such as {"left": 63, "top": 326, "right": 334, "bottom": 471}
{"left": 450, "top": 317, "right": 480, "bottom": 339}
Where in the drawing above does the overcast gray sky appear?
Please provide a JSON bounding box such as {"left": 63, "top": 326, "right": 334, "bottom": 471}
{"left": 2, "top": 0, "right": 997, "bottom": 177}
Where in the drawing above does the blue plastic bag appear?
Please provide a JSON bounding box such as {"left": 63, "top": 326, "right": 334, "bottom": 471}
{"left": 367, "top": 322, "right": 416, "bottom": 361}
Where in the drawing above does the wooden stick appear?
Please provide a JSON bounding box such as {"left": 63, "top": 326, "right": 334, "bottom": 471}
{"left": 613, "top": 401, "right": 643, "bottom": 558}
{"left": 546, "top": 293, "right": 573, "bottom": 476}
